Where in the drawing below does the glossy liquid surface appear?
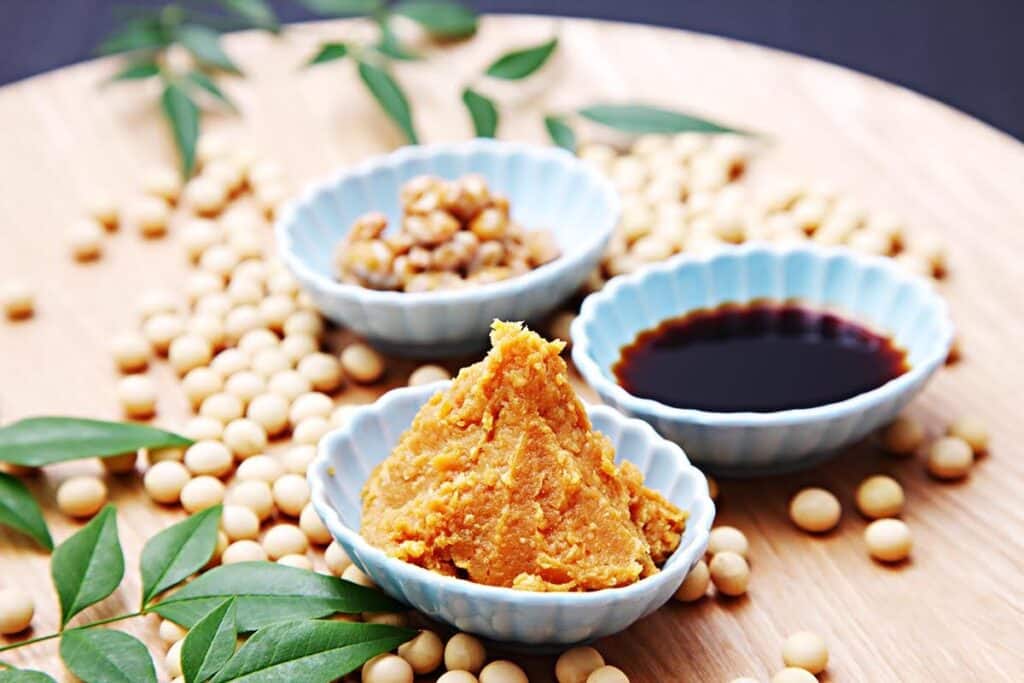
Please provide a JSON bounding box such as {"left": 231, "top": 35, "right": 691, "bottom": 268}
{"left": 613, "top": 302, "right": 908, "bottom": 413}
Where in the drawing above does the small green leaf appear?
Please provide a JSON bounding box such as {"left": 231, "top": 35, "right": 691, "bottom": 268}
{"left": 357, "top": 60, "right": 418, "bottom": 144}
{"left": 544, "top": 115, "right": 576, "bottom": 151}
{"left": 306, "top": 42, "right": 348, "bottom": 66}
{"left": 376, "top": 19, "right": 420, "bottom": 61}
{"left": 0, "top": 668, "right": 58, "bottom": 682}
{"left": 52, "top": 506, "right": 124, "bottom": 627}
{"left": 182, "top": 597, "right": 236, "bottom": 683}
{"left": 185, "top": 71, "right": 238, "bottom": 112}
{"left": 141, "top": 505, "right": 223, "bottom": 606}
{"left": 97, "top": 17, "right": 169, "bottom": 55}
{"left": 462, "top": 87, "right": 498, "bottom": 138}
{"left": 296, "top": 0, "right": 381, "bottom": 15}
{"left": 59, "top": 629, "right": 156, "bottom": 683}
{"left": 393, "top": 1, "right": 477, "bottom": 39}
{"left": 578, "top": 104, "right": 742, "bottom": 134}
{"left": 162, "top": 82, "right": 201, "bottom": 178}
{"left": 219, "top": 0, "right": 280, "bottom": 32}
{"left": 0, "top": 417, "right": 192, "bottom": 467}
{"left": 176, "top": 24, "right": 241, "bottom": 74}
{"left": 211, "top": 620, "right": 414, "bottom": 683}
{"left": 109, "top": 59, "right": 160, "bottom": 82}
{"left": 152, "top": 562, "right": 405, "bottom": 631}
{"left": 485, "top": 37, "right": 558, "bottom": 80}
{"left": 0, "top": 472, "right": 53, "bottom": 550}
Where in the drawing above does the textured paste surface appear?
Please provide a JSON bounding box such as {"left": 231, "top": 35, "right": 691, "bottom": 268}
{"left": 361, "top": 321, "right": 686, "bottom": 591}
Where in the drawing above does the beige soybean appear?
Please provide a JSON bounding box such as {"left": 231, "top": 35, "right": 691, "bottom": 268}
{"left": 267, "top": 271, "right": 300, "bottom": 297}
{"left": 299, "top": 502, "right": 332, "bottom": 545}
{"left": 144, "top": 461, "right": 191, "bottom": 503}
{"left": 184, "top": 440, "right": 233, "bottom": 477}
{"left": 137, "top": 289, "right": 179, "bottom": 319}
{"left": 947, "top": 415, "right": 989, "bottom": 455}
{"left": 341, "top": 564, "right": 376, "bottom": 589}
{"left": 117, "top": 375, "right": 158, "bottom": 418}
{"left": 56, "top": 476, "right": 108, "bottom": 518}
{"left": 168, "top": 334, "right": 213, "bottom": 375}
{"left": 362, "top": 654, "right": 414, "bottom": 683}
{"left": 283, "top": 310, "right": 324, "bottom": 338}
{"left": 221, "top": 504, "right": 261, "bottom": 541}
{"left": 707, "top": 526, "right": 749, "bottom": 558}
{"left": 283, "top": 445, "right": 316, "bottom": 476}
{"left": 143, "top": 313, "right": 185, "bottom": 355}
{"left": 166, "top": 638, "right": 184, "bottom": 678}
{"left": 855, "top": 475, "right": 904, "bottom": 519}
{"left": 0, "top": 589, "right": 34, "bottom": 635}
{"left": 85, "top": 193, "right": 118, "bottom": 230}
{"left": 236, "top": 454, "right": 284, "bottom": 483}
{"left": 200, "top": 392, "right": 245, "bottom": 423}
{"left": 437, "top": 673, "right": 479, "bottom": 683}
{"left": 222, "top": 539, "right": 267, "bottom": 564}
{"left": 246, "top": 392, "right": 290, "bottom": 436}
{"left": 292, "top": 416, "right": 330, "bottom": 445}
{"left": 273, "top": 473, "right": 310, "bottom": 516}
{"left": 184, "top": 176, "right": 229, "bottom": 215}
{"left": 479, "top": 660, "right": 528, "bottom": 683}
{"left": 260, "top": 295, "right": 297, "bottom": 332}
{"left": 289, "top": 392, "right": 334, "bottom": 427}
{"left": 331, "top": 404, "right": 358, "bottom": 428}
{"left": 277, "top": 554, "right": 313, "bottom": 570}
{"left": 183, "top": 367, "right": 224, "bottom": 407}
{"left": 297, "top": 353, "right": 344, "bottom": 392}
{"left": 262, "top": 523, "right": 309, "bottom": 560}
{"left": 881, "top": 416, "right": 924, "bottom": 456}
{"left": 556, "top": 646, "right": 605, "bottom": 683}
{"left": 149, "top": 446, "right": 185, "bottom": 463}
{"left": 252, "top": 348, "right": 292, "bottom": 378}
{"left": 709, "top": 550, "right": 749, "bottom": 597}
{"left": 142, "top": 165, "right": 182, "bottom": 202}
{"left": 158, "top": 618, "right": 187, "bottom": 643}
{"left": 102, "top": 451, "right": 138, "bottom": 474}
{"left": 268, "top": 370, "right": 313, "bottom": 401}
{"left": 340, "top": 343, "right": 385, "bottom": 383}
{"left": 224, "top": 305, "right": 265, "bottom": 343}
{"left": 237, "top": 328, "right": 278, "bottom": 354}
{"left": 67, "top": 218, "right": 104, "bottom": 261}
{"left": 226, "top": 480, "right": 275, "bottom": 520}
{"left": 771, "top": 668, "right": 817, "bottom": 683}
{"left": 927, "top": 436, "right": 974, "bottom": 480}
{"left": 586, "top": 666, "right": 629, "bottom": 683}
{"left": 409, "top": 364, "right": 451, "bottom": 386}
{"left": 325, "top": 541, "right": 352, "bottom": 575}
{"left": 398, "top": 630, "right": 444, "bottom": 675}
{"left": 180, "top": 475, "right": 226, "bottom": 513}
{"left": 182, "top": 416, "right": 224, "bottom": 442}
{"left": 279, "top": 334, "right": 317, "bottom": 364}
{"left": 864, "top": 518, "right": 912, "bottom": 562}
{"left": 673, "top": 559, "right": 710, "bottom": 603}
{"left": 222, "top": 418, "right": 268, "bottom": 459}
{"left": 180, "top": 219, "right": 221, "bottom": 262}
{"left": 444, "top": 633, "right": 486, "bottom": 673}
{"left": 227, "top": 277, "right": 263, "bottom": 306}
{"left": 781, "top": 631, "right": 829, "bottom": 674}
{"left": 196, "top": 293, "right": 233, "bottom": 319}
{"left": 128, "top": 196, "right": 171, "bottom": 237}
{"left": 187, "top": 313, "right": 226, "bottom": 348}
{"left": 2, "top": 281, "right": 35, "bottom": 320}
{"left": 211, "top": 348, "right": 250, "bottom": 376}
{"left": 789, "top": 487, "right": 841, "bottom": 533}
{"left": 111, "top": 332, "right": 151, "bottom": 372}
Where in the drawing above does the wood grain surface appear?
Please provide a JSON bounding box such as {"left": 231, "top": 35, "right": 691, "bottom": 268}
{"left": 1, "top": 15, "right": 1023, "bottom": 683}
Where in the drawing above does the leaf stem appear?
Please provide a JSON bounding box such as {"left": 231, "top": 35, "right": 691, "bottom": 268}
{"left": 0, "top": 611, "right": 143, "bottom": 654}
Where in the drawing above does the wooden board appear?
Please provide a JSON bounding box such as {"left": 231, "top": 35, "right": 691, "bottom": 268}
{"left": 2, "top": 15, "right": 1023, "bottom": 682}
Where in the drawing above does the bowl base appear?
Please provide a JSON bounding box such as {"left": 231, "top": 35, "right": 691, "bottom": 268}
{"left": 365, "top": 335, "right": 488, "bottom": 358}
{"left": 695, "top": 447, "right": 840, "bottom": 478}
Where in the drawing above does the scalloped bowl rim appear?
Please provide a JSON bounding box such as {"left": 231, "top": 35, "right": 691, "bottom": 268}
{"left": 309, "top": 381, "right": 715, "bottom": 609}
{"left": 275, "top": 140, "right": 620, "bottom": 306}
{"left": 571, "top": 242, "right": 955, "bottom": 428}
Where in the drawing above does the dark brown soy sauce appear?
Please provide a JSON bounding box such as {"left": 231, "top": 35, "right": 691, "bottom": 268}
{"left": 613, "top": 301, "right": 908, "bottom": 412}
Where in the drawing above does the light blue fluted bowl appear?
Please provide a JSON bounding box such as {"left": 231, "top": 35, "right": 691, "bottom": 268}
{"left": 308, "top": 382, "right": 715, "bottom": 646}
{"left": 276, "top": 140, "right": 619, "bottom": 357}
{"left": 572, "top": 243, "right": 954, "bottom": 476}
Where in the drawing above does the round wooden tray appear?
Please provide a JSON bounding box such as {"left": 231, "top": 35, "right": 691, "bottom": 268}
{"left": 1, "top": 15, "right": 1021, "bottom": 681}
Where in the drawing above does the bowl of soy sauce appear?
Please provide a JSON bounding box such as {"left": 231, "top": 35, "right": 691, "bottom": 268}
{"left": 572, "top": 244, "right": 953, "bottom": 475}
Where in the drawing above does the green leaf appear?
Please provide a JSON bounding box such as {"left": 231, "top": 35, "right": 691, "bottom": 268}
{"left": 182, "top": 597, "right": 236, "bottom": 683}
{"left": 356, "top": 60, "right": 418, "bottom": 144}
{"left": 59, "top": 629, "right": 156, "bottom": 683}
{"left": 97, "top": 17, "right": 169, "bottom": 55}
{"left": 52, "top": 506, "right": 124, "bottom": 627}
{"left": 461, "top": 87, "right": 498, "bottom": 138}
{"left": 485, "top": 37, "right": 558, "bottom": 80}
{"left": 152, "top": 562, "right": 405, "bottom": 631}
{"left": 220, "top": 0, "right": 280, "bottom": 33}
{"left": 578, "top": 104, "right": 742, "bottom": 134}
{"left": 376, "top": 19, "right": 420, "bottom": 61}
{"left": 544, "top": 114, "right": 576, "bottom": 151}
{"left": 0, "top": 668, "right": 58, "bottom": 682}
{"left": 0, "top": 417, "right": 191, "bottom": 467}
{"left": 0, "top": 472, "right": 53, "bottom": 550}
{"left": 162, "top": 81, "right": 201, "bottom": 178}
{"left": 176, "top": 24, "right": 241, "bottom": 74}
{"left": 109, "top": 59, "right": 160, "bottom": 82}
{"left": 306, "top": 42, "right": 348, "bottom": 66}
{"left": 141, "top": 505, "right": 223, "bottom": 606}
{"left": 211, "top": 620, "right": 414, "bottom": 683}
{"left": 296, "top": 0, "right": 381, "bottom": 16}
{"left": 393, "top": 1, "right": 478, "bottom": 39}
{"left": 186, "top": 71, "right": 238, "bottom": 112}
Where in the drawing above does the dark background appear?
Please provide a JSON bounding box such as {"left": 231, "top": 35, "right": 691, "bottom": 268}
{"left": 4, "top": 1, "right": 1022, "bottom": 139}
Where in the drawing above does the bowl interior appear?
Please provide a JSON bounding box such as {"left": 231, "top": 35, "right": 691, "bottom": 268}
{"left": 579, "top": 246, "right": 952, "bottom": 386}
{"left": 283, "top": 142, "right": 618, "bottom": 283}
